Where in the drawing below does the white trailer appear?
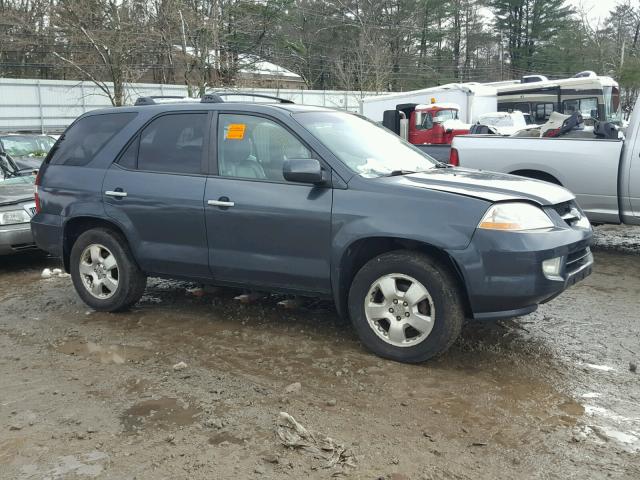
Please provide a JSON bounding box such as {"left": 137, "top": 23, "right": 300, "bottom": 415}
{"left": 360, "top": 83, "right": 498, "bottom": 124}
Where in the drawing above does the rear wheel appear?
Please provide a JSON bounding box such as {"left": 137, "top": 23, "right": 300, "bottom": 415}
{"left": 348, "top": 250, "right": 464, "bottom": 363}
{"left": 70, "top": 228, "right": 146, "bottom": 312}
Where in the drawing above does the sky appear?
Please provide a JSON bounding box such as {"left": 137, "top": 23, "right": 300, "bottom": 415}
{"left": 569, "top": 0, "right": 620, "bottom": 25}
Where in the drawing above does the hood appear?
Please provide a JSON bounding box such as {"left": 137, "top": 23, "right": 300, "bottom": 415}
{"left": 0, "top": 179, "right": 36, "bottom": 206}
{"left": 11, "top": 156, "right": 43, "bottom": 171}
{"left": 386, "top": 167, "right": 574, "bottom": 205}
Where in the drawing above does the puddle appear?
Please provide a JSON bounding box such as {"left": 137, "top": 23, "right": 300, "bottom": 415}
{"left": 121, "top": 397, "right": 201, "bottom": 432}
{"left": 56, "top": 340, "right": 152, "bottom": 364}
{"left": 584, "top": 404, "right": 640, "bottom": 451}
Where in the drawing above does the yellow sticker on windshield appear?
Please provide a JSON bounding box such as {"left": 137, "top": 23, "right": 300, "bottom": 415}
{"left": 226, "top": 123, "right": 246, "bottom": 140}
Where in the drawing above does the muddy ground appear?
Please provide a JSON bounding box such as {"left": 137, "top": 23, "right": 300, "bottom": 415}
{"left": 1, "top": 226, "right": 639, "bottom": 480}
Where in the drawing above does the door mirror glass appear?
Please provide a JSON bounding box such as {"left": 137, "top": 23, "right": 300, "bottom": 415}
{"left": 283, "top": 158, "right": 325, "bottom": 184}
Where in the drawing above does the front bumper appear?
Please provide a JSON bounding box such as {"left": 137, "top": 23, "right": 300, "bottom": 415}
{"left": 448, "top": 225, "right": 593, "bottom": 321}
{"left": 0, "top": 223, "right": 38, "bottom": 255}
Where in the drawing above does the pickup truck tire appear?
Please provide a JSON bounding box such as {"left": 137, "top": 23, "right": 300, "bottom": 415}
{"left": 69, "top": 228, "right": 147, "bottom": 312}
{"left": 348, "top": 250, "right": 464, "bottom": 363}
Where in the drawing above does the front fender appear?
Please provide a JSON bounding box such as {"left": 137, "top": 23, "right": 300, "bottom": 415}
{"left": 329, "top": 184, "right": 489, "bottom": 317}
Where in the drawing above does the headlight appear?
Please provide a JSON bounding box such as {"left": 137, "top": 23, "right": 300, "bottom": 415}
{"left": 0, "top": 209, "right": 31, "bottom": 225}
{"left": 478, "top": 202, "right": 554, "bottom": 231}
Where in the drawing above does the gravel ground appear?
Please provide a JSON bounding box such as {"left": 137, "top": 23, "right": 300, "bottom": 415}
{"left": 1, "top": 226, "right": 639, "bottom": 479}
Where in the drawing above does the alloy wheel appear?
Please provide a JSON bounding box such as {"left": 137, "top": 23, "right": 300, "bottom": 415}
{"left": 79, "top": 243, "right": 119, "bottom": 300}
{"left": 364, "top": 273, "right": 435, "bottom": 347}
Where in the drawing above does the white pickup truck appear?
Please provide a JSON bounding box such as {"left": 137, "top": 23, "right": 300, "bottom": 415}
{"left": 450, "top": 98, "right": 640, "bottom": 225}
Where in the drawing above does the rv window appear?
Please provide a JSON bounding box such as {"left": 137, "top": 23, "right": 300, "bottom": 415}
{"left": 514, "top": 102, "right": 531, "bottom": 114}
{"left": 535, "top": 103, "right": 554, "bottom": 122}
{"left": 563, "top": 97, "right": 598, "bottom": 118}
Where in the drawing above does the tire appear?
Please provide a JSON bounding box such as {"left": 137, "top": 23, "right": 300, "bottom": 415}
{"left": 348, "top": 250, "right": 464, "bottom": 363}
{"left": 69, "top": 228, "right": 146, "bottom": 312}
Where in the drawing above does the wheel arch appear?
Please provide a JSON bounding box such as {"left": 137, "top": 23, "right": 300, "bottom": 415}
{"left": 334, "top": 236, "right": 472, "bottom": 320}
{"left": 509, "top": 169, "right": 563, "bottom": 186}
{"left": 62, "top": 216, "right": 133, "bottom": 272}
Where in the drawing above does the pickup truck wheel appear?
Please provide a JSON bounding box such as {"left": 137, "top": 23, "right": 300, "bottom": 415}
{"left": 70, "top": 228, "right": 146, "bottom": 312}
{"left": 348, "top": 251, "right": 464, "bottom": 363}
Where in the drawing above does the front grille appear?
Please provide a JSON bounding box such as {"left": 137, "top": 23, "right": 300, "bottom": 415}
{"left": 566, "top": 247, "right": 592, "bottom": 276}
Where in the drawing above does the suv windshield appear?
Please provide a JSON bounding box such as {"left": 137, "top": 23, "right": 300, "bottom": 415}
{"left": 0, "top": 135, "right": 56, "bottom": 158}
{"left": 294, "top": 112, "right": 437, "bottom": 178}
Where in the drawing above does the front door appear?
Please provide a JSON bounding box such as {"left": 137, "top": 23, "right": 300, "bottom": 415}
{"left": 103, "top": 112, "right": 210, "bottom": 278}
{"left": 204, "top": 113, "right": 333, "bottom": 293}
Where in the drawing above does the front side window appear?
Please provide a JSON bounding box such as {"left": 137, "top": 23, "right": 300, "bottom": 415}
{"left": 48, "top": 112, "right": 137, "bottom": 166}
{"left": 417, "top": 112, "right": 433, "bottom": 130}
{"left": 137, "top": 113, "right": 206, "bottom": 174}
{"left": 294, "top": 111, "right": 438, "bottom": 178}
{"left": 217, "top": 114, "right": 311, "bottom": 182}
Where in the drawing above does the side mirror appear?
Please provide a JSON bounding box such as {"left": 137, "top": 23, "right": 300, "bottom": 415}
{"left": 283, "top": 158, "right": 326, "bottom": 185}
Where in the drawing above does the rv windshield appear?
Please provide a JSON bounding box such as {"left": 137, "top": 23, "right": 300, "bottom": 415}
{"left": 603, "top": 86, "right": 621, "bottom": 123}
{"left": 294, "top": 111, "right": 438, "bottom": 178}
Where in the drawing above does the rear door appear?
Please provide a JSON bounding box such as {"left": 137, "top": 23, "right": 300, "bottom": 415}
{"left": 102, "top": 112, "right": 211, "bottom": 278}
{"left": 204, "top": 112, "right": 333, "bottom": 293}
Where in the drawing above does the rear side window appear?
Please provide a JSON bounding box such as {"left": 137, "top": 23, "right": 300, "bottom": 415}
{"left": 137, "top": 113, "right": 206, "bottom": 174}
{"left": 48, "top": 113, "right": 136, "bottom": 166}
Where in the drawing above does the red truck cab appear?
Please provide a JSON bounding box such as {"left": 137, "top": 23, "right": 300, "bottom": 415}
{"left": 408, "top": 103, "right": 470, "bottom": 145}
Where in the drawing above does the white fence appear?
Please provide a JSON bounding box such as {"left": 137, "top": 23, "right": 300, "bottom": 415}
{"left": 0, "top": 78, "right": 382, "bottom": 133}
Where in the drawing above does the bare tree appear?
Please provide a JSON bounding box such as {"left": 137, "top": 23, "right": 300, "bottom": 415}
{"left": 53, "top": 0, "right": 152, "bottom": 106}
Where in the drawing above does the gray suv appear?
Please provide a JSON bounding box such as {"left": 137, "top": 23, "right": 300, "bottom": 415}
{"left": 31, "top": 95, "right": 593, "bottom": 363}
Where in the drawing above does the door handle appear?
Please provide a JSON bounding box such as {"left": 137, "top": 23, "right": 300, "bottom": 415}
{"left": 207, "top": 198, "right": 234, "bottom": 208}
{"left": 105, "top": 190, "right": 127, "bottom": 198}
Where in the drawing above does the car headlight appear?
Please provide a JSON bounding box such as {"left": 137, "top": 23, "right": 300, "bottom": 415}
{"left": 478, "top": 202, "right": 554, "bottom": 231}
{"left": 0, "top": 209, "right": 31, "bottom": 225}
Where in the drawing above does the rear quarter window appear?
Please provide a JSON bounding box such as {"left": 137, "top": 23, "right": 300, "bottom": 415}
{"left": 48, "top": 112, "right": 137, "bottom": 166}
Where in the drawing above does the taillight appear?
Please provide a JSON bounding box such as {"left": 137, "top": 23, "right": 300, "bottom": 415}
{"left": 449, "top": 147, "right": 460, "bottom": 166}
{"left": 34, "top": 169, "right": 42, "bottom": 213}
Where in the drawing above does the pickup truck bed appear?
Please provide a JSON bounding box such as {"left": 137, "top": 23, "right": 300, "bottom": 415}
{"left": 451, "top": 135, "right": 634, "bottom": 224}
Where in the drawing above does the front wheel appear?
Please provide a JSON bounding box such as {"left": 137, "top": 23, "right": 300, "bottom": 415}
{"left": 348, "top": 250, "right": 464, "bottom": 363}
{"left": 70, "top": 228, "right": 147, "bottom": 312}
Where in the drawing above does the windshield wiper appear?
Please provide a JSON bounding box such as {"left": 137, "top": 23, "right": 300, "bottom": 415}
{"left": 434, "top": 163, "right": 452, "bottom": 168}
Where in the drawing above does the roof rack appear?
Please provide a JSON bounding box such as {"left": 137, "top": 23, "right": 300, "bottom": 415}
{"left": 134, "top": 96, "right": 198, "bottom": 106}
{"left": 208, "top": 92, "right": 294, "bottom": 104}
{"left": 134, "top": 92, "right": 295, "bottom": 106}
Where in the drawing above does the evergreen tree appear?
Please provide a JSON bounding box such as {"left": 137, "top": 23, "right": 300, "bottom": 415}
{"left": 490, "top": 0, "right": 575, "bottom": 76}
